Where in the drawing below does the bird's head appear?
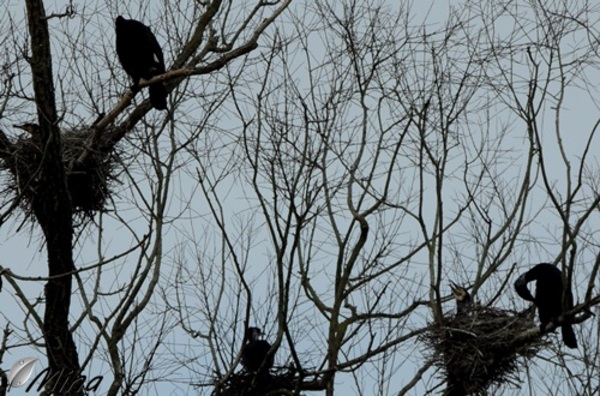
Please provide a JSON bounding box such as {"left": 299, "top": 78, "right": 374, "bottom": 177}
{"left": 245, "top": 327, "right": 263, "bottom": 342}
{"left": 514, "top": 273, "right": 535, "bottom": 302}
{"left": 14, "top": 123, "right": 40, "bottom": 135}
{"left": 450, "top": 281, "right": 471, "bottom": 303}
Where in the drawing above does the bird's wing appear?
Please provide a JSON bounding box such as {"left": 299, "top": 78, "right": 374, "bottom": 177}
{"left": 142, "top": 25, "right": 165, "bottom": 72}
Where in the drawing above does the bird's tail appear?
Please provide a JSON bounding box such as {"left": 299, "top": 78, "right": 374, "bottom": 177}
{"left": 561, "top": 323, "right": 577, "bottom": 349}
{"left": 149, "top": 83, "right": 167, "bottom": 110}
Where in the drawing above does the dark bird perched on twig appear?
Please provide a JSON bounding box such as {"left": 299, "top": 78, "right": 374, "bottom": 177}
{"left": 241, "top": 327, "right": 275, "bottom": 377}
{"left": 514, "top": 263, "right": 577, "bottom": 348}
{"left": 450, "top": 282, "right": 473, "bottom": 315}
{"left": 115, "top": 16, "right": 168, "bottom": 110}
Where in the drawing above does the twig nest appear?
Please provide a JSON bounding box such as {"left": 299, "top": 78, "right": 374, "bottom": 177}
{"left": 421, "top": 306, "right": 548, "bottom": 395}
{"left": 0, "top": 127, "right": 119, "bottom": 218}
{"left": 61, "top": 128, "right": 119, "bottom": 215}
{"left": 214, "top": 366, "right": 297, "bottom": 396}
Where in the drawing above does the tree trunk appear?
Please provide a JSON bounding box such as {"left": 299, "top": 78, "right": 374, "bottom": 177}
{"left": 25, "top": 0, "right": 82, "bottom": 394}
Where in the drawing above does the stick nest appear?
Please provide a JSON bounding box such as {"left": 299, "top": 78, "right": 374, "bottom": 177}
{"left": 421, "top": 306, "right": 547, "bottom": 395}
{"left": 0, "top": 128, "right": 119, "bottom": 218}
{"left": 214, "top": 365, "right": 319, "bottom": 396}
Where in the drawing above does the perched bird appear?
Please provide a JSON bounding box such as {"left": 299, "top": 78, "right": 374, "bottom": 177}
{"left": 241, "top": 327, "right": 274, "bottom": 376}
{"left": 450, "top": 282, "right": 473, "bottom": 315}
{"left": 115, "top": 16, "right": 168, "bottom": 110}
{"left": 514, "top": 263, "right": 577, "bottom": 348}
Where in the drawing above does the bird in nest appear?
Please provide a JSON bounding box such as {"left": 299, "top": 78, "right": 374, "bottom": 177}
{"left": 450, "top": 282, "right": 473, "bottom": 316}
{"left": 514, "top": 263, "right": 577, "bottom": 349}
{"left": 241, "top": 327, "right": 275, "bottom": 378}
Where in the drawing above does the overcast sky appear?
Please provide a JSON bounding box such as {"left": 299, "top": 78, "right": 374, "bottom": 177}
{"left": 1, "top": 1, "right": 599, "bottom": 395}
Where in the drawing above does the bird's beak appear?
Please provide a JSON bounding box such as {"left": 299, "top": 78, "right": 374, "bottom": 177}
{"left": 449, "top": 281, "right": 459, "bottom": 293}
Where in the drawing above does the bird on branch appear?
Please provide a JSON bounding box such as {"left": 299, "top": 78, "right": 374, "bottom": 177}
{"left": 115, "top": 16, "right": 168, "bottom": 110}
{"left": 514, "top": 263, "right": 577, "bottom": 349}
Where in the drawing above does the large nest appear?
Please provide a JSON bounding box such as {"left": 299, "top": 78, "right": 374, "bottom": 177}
{"left": 214, "top": 365, "right": 321, "bottom": 396}
{"left": 61, "top": 129, "right": 120, "bottom": 215}
{"left": 0, "top": 127, "right": 119, "bottom": 218}
{"left": 421, "top": 306, "right": 547, "bottom": 395}
{"left": 214, "top": 366, "right": 295, "bottom": 396}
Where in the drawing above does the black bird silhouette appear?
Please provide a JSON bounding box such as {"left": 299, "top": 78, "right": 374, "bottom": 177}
{"left": 514, "top": 263, "right": 577, "bottom": 348}
{"left": 241, "top": 327, "right": 274, "bottom": 376}
{"left": 450, "top": 282, "right": 473, "bottom": 315}
{"left": 115, "top": 16, "right": 167, "bottom": 110}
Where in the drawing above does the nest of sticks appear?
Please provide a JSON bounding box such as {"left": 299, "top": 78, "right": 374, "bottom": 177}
{"left": 421, "top": 306, "right": 548, "bottom": 395}
{"left": 214, "top": 366, "right": 298, "bottom": 396}
{"left": 0, "top": 126, "right": 119, "bottom": 218}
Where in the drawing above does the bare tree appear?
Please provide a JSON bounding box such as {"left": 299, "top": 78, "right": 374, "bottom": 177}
{"left": 0, "top": 0, "right": 290, "bottom": 395}
{"left": 172, "top": 0, "right": 600, "bottom": 395}
{"left": 0, "top": 0, "right": 598, "bottom": 395}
